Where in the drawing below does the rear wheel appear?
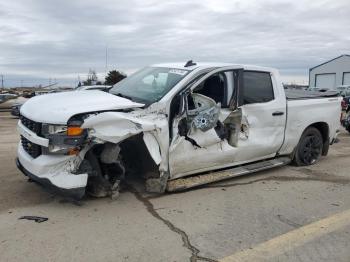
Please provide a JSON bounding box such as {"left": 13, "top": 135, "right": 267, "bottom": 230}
{"left": 293, "top": 127, "right": 323, "bottom": 166}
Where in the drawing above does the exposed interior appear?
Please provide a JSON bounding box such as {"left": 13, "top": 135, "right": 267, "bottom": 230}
{"left": 119, "top": 134, "right": 160, "bottom": 179}
{"left": 82, "top": 134, "right": 160, "bottom": 197}
{"left": 170, "top": 71, "right": 242, "bottom": 149}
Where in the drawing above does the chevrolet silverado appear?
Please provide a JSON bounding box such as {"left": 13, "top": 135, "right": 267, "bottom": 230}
{"left": 16, "top": 62, "right": 341, "bottom": 199}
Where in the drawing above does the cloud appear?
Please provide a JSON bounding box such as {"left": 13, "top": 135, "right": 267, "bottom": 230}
{"left": 0, "top": 0, "right": 349, "bottom": 86}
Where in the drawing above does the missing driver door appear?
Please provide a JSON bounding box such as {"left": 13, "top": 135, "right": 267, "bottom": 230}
{"left": 169, "top": 68, "right": 243, "bottom": 179}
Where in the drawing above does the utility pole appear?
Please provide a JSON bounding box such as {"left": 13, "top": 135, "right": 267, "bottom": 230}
{"left": 105, "top": 45, "right": 108, "bottom": 78}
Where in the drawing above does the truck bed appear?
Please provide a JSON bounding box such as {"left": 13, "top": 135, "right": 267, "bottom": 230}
{"left": 285, "top": 89, "right": 339, "bottom": 100}
{"left": 281, "top": 92, "right": 341, "bottom": 157}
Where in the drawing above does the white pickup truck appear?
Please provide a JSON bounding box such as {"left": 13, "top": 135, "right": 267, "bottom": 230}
{"left": 16, "top": 62, "right": 341, "bottom": 199}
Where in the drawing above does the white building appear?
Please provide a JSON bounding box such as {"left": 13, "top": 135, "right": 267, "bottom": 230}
{"left": 309, "top": 54, "right": 350, "bottom": 89}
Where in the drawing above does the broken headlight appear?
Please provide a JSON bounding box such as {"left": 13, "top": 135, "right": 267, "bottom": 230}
{"left": 42, "top": 123, "right": 87, "bottom": 155}
{"left": 47, "top": 124, "right": 67, "bottom": 134}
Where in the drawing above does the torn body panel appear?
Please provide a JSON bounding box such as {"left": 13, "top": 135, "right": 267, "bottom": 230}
{"left": 78, "top": 110, "right": 169, "bottom": 196}
{"left": 142, "top": 132, "right": 162, "bottom": 165}
{"left": 189, "top": 94, "right": 220, "bottom": 132}
{"left": 82, "top": 112, "right": 159, "bottom": 144}
{"left": 82, "top": 110, "right": 169, "bottom": 177}
{"left": 193, "top": 106, "right": 220, "bottom": 132}
{"left": 169, "top": 92, "right": 243, "bottom": 178}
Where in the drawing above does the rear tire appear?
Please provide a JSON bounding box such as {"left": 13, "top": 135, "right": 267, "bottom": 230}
{"left": 293, "top": 127, "right": 323, "bottom": 166}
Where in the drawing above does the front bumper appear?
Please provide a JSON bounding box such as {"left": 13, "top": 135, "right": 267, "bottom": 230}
{"left": 17, "top": 143, "right": 88, "bottom": 199}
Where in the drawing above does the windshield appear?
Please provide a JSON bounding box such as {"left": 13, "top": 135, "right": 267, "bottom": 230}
{"left": 110, "top": 67, "right": 190, "bottom": 104}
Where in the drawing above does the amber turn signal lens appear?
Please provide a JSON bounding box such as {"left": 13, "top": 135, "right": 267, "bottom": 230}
{"left": 68, "top": 148, "right": 80, "bottom": 155}
{"left": 67, "top": 126, "right": 83, "bottom": 136}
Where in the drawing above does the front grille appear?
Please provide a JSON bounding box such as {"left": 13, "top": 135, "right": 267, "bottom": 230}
{"left": 20, "top": 115, "right": 41, "bottom": 135}
{"left": 21, "top": 136, "right": 42, "bottom": 158}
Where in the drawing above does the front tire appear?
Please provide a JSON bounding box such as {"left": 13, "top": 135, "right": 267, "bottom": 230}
{"left": 293, "top": 127, "right": 323, "bottom": 166}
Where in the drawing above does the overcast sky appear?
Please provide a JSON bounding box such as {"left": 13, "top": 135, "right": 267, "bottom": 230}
{"left": 0, "top": 0, "right": 349, "bottom": 87}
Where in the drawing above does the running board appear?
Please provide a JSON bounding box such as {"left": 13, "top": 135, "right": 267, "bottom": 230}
{"left": 166, "top": 157, "right": 291, "bottom": 192}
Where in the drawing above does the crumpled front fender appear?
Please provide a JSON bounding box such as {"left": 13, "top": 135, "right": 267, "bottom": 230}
{"left": 82, "top": 111, "right": 169, "bottom": 172}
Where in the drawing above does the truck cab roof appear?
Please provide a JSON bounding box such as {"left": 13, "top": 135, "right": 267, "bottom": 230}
{"left": 151, "top": 62, "right": 276, "bottom": 73}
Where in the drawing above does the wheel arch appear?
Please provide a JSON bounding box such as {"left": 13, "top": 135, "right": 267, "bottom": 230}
{"left": 291, "top": 122, "right": 328, "bottom": 166}
{"left": 303, "top": 122, "right": 330, "bottom": 156}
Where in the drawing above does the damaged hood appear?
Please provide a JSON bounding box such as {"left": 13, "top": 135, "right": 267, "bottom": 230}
{"left": 20, "top": 90, "right": 144, "bottom": 124}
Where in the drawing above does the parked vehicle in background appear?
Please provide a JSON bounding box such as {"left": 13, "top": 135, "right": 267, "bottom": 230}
{"left": 337, "top": 87, "right": 350, "bottom": 110}
{"left": 341, "top": 104, "right": 350, "bottom": 133}
{"left": 0, "top": 94, "right": 27, "bottom": 109}
{"left": 0, "top": 93, "right": 17, "bottom": 104}
{"left": 76, "top": 85, "right": 112, "bottom": 92}
{"left": 35, "top": 90, "right": 59, "bottom": 96}
{"left": 22, "top": 91, "right": 36, "bottom": 98}
{"left": 336, "top": 85, "right": 350, "bottom": 93}
{"left": 340, "top": 92, "right": 350, "bottom": 110}
{"left": 1, "top": 93, "right": 14, "bottom": 100}
{"left": 11, "top": 104, "right": 23, "bottom": 117}
{"left": 341, "top": 98, "right": 349, "bottom": 110}
{"left": 16, "top": 62, "right": 341, "bottom": 200}
{"left": 9, "top": 93, "right": 33, "bottom": 116}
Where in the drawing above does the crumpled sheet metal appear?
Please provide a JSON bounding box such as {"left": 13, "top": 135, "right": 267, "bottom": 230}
{"left": 188, "top": 128, "right": 222, "bottom": 148}
{"left": 82, "top": 112, "right": 158, "bottom": 144}
{"left": 239, "top": 115, "right": 250, "bottom": 140}
{"left": 82, "top": 111, "right": 169, "bottom": 173}
{"left": 143, "top": 132, "right": 162, "bottom": 165}
{"left": 193, "top": 105, "right": 220, "bottom": 132}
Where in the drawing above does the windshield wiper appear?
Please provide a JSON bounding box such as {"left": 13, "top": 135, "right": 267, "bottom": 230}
{"left": 114, "top": 92, "right": 151, "bottom": 105}
{"left": 115, "top": 93, "right": 134, "bottom": 101}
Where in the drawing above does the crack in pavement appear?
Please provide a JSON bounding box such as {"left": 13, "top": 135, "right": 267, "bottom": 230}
{"left": 125, "top": 167, "right": 349, "bottom": 261}
{"left": 276, "top": 214, "right": 302, "bottom": 228}
{"left": 127, "top": 184, "right": 217, "bottom": 262}
{"left": 294, "top": 167, "right": 343, "bottom": 178}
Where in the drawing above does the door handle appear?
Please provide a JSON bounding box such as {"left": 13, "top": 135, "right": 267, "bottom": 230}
{"left": 272, "top": 111, "right": 284, "bottom": 116}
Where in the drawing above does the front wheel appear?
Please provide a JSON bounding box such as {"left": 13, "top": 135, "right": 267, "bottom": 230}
{"left": 293, "top": 127, "right": 323, "bottom": 166}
